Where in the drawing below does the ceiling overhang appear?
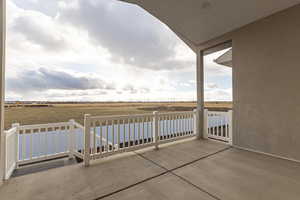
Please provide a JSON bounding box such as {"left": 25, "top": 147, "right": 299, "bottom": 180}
{"left": 119, "top": 0, "right": 300, "bottom": 50}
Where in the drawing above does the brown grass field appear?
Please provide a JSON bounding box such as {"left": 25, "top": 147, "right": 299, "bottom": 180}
{"left": 4, "top": 102, "right": 232, "bottom": 130}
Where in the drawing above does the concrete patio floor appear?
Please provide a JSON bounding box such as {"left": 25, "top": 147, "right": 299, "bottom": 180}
{"left": 1, "top": 138, "right": 300, "bottom": 200}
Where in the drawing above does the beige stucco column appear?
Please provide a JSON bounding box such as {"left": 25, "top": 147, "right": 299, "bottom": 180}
{"left": 196, "top": 49, "right": 204, "bottom": 139}
{"left": 0, "top": 0, "right": 6, "bottom": 184}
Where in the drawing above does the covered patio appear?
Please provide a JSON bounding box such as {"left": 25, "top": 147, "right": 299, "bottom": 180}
{"left": 1, "top": 0, "right": 300, "bottom": 199}
{"left": 1, "top": 138, "right": 300, "bottom": 200}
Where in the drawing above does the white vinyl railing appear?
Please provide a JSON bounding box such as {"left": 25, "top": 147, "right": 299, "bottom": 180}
{"left": 4, "top": 126, "right": 18, "bottom": 180}
{"left": 84, "top": 113, "right": 156, "bottom": 166}
{"left": 4, "top": 109, "right": 233, "bottom": 179}
{"left": 72, "top": 121, "right": 85, "bottom": 159}
{"left": 157, "top": 111, "right": 195, "bottom": 144}
{"left": 83, "top": 110, "right": 198, "bottom": 166}
{"left": 204, "top": 109, "right": 232, "bottom": 144}
{"left": 17, "top": 122, "right": 71, "bottom": 165}
{"left": 3, "top": 120, "right": 85, "bottom": 179}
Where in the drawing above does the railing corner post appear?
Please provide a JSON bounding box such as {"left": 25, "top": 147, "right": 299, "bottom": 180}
{"left": 228, "top": 110, "right": 233, "bottom": 146}
{"left": 84, "top": 114, "right": 91, "bottom": 167}
{"left": 68, "top": 119, "right": 75, "bottom": 159}
{"left": 203, "top": 109, "right": 208, "bottom": 139}
{"left": 12, "top": 123, "right": 20, "bottom": 128}
{"left": 12, "top": 123, "right": 20, "bottom": 169}
{"left": 193, "top": 109, "right": 200, "bottom": 139}
{"left": 153, "top": 111, "right": 159, "bottom": 150}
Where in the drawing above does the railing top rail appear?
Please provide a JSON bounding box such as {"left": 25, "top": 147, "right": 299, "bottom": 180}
{"left": 158, "top": 111, "right": 194, "bottom": 116}
{"left": 207, "top": 111, "right": 230, "bottom": 115}
{"left": 73, "top": 122, "right": 84, "bottom": 129}
{"left": 88, "top": 113, "right": 154, "bottom": 122}
{"left": 4, "top": 127, "right": 17, "bottom": 137}
{"left": 87, "top": 110, "right": 196, "bottom": 122}
{"left": 18, "top": 122, "right": 71, "bottom": 130}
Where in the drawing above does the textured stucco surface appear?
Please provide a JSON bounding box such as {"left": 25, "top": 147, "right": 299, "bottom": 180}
{"left": 231, "top": 4, "right": 300, "bottom": 161}
{"left": 194, "top": 4, "right": 300, "bottom": 161}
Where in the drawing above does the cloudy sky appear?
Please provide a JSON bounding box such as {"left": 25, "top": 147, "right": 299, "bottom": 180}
{"left": 5, "top": 0, "right": 232, "bottom": 102}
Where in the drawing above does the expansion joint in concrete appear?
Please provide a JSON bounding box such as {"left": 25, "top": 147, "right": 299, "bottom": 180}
{"left": 93, "top": 146, "right": 230, "bottom": 200}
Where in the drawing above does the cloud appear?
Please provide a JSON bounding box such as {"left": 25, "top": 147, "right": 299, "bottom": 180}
{"left": 206, "top": 83, "right": 218, "bottom": 89}
{"left": 6, "top": 0, "right": 232, "bottom": 102}
{"left": 57, "top": 0, "right": 194, "bottom": 70}
{"left": 6, "top": 68, "right": 115, "bottom": 93}
{"left": 11, "top": 12, "right": 68, "bottom": 51}
{"left": 205, "top": 88, "right": 232, "bottom": 101}
{"left": 122, "top": 84, "right": 151, "bottom": 94}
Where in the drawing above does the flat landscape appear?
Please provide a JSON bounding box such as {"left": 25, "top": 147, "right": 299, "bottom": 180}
{"left": 4, "top": 102, "right": 232, "bottom": 129}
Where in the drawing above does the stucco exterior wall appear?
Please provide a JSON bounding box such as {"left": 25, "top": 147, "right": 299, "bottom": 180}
{"left": 201, "top": 4, "right": 300, "bottom": 161}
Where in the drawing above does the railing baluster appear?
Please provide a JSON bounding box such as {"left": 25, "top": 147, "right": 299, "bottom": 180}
{"left": 171, "top": 115, "right": 174, "bottom": 137}
{"left": 228, "top": 110, "right": 233, "bottom": 145}
{"left": 117, "top": 120, "right": 120, "bottom": 150}
{"left": 58, "top": 127, "right": 61, "bottom": 154}
{"left": 36, "top": 128, "right": 40, "bottom": 157}
{"left": 137, "top": 118, "right": 140, "bottom": 145}
{"left": 176, "top": 115, "right": 178, "bottom": 137}
{"left": 100, "top": 121, "right": 103, "bottom": 154}
{"left": 132, "top": 118, "right": 134, "bottom": 146}
{"left": 142, "top": 118, "right": 145, "bottom": 144}
{"left": 93, "top": 122, "right": 96, "bottom": 154}
{"left": 215, "top": 115, "right": 218, "bottom": 136}
{"left": 128, "top": 119, "right": 131, "bottom": 147}
{"left": 174, "top": 115, "right": 177, "bottom": 137}
{"left": 213, "top": 114, "right": 215, "bottom": 136}
{"left": 187, "top": 114, "right": 190, "bottom": 135}
{"left": 178, "top": 114, "right": 181, "bottom": 137}
{"left": 184, "top": 115, "right": 186, "bottom": 135}
{"left": 166, "top": 116, "right": 169, "bottom": 138}
{"left": 112, "top": 120, "right": 115, "bottom": 152}
{"left": 28, "top": 129, "right": 33, "bottom": 159}
{"left": 190, "top": 113, "right": 193, "bottom": 134}
{"left": 169, "top": 115, "right": 172, "bottom": 137}
{"left": 225, "top": 117, "right": 228, "bottom": 138}
{"left": 22, "top": 132, "right": 25, "bottom": 160}
{"left": 182, "top": 115, "right": 184, "bottom": 136}
{"left": 175, "top": 115, "right": 178, "bottom": 137}
{"left": 106, "top": 120, "right": 109, "bottom": 152}
{"left": 148, "top": 117, "right": 151, "bottom": 142}
{"left": 186, "top": 115, "right": 189, "bottom": 135}
{"left": 182, "top": 114, "right": 184, "bottom": 136}
{"left": 43, "top": 128, "right": 47, "bottom": 157}
{"left": 153, "top": 111, "right": 159, "bottom": 149}
{"left": 123, "top": 119, "right": 125, "bottom": 148}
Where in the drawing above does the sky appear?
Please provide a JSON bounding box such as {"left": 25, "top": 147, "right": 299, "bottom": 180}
{"left": 5, "top": 0, "right": 232, "bottom": 102}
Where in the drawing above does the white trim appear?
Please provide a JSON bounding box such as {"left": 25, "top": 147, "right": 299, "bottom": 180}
{"left": 158, "top": 134, "right": 195, "bottom": 145}
{"left": 91, "top": 135, "right": 196, "bottom": 160}
{"left": 4, "top": 127, "right": 17, "bottom": 137}
{"left": 234, "top": 145, "right": 300, "bottom": 164}
{"left": 73, "top": 151, "right": 84, "bottom": 159}
{"left": 208, "top": 136, "right": 229, "bottom": 142}
{"left": 4, "top": 162, "right": 15, "bottom": 180}
{"left": 16, "top": 155, "right": 70, "bottom": 170}
{"left": 89, "top": 113, "right": 153, "bottom": 122}
{"left": 207, "top": 138, "right": 231, "bottom": 145}
{"left": 17, "top": 152, "right": 69, "bottom": 166}
{"left": 0, "top": 0, "right": 6, "bottom": 184}
{"left": 18, "top": 122, "right": 70, "bottom": 130}
{"left": 91, "top": 143, "right": 155, "bottom": 160}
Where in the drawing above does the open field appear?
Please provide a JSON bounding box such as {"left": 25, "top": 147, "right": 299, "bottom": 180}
{"left": 4, "top": 102, "right": 232, "bottom": 130}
